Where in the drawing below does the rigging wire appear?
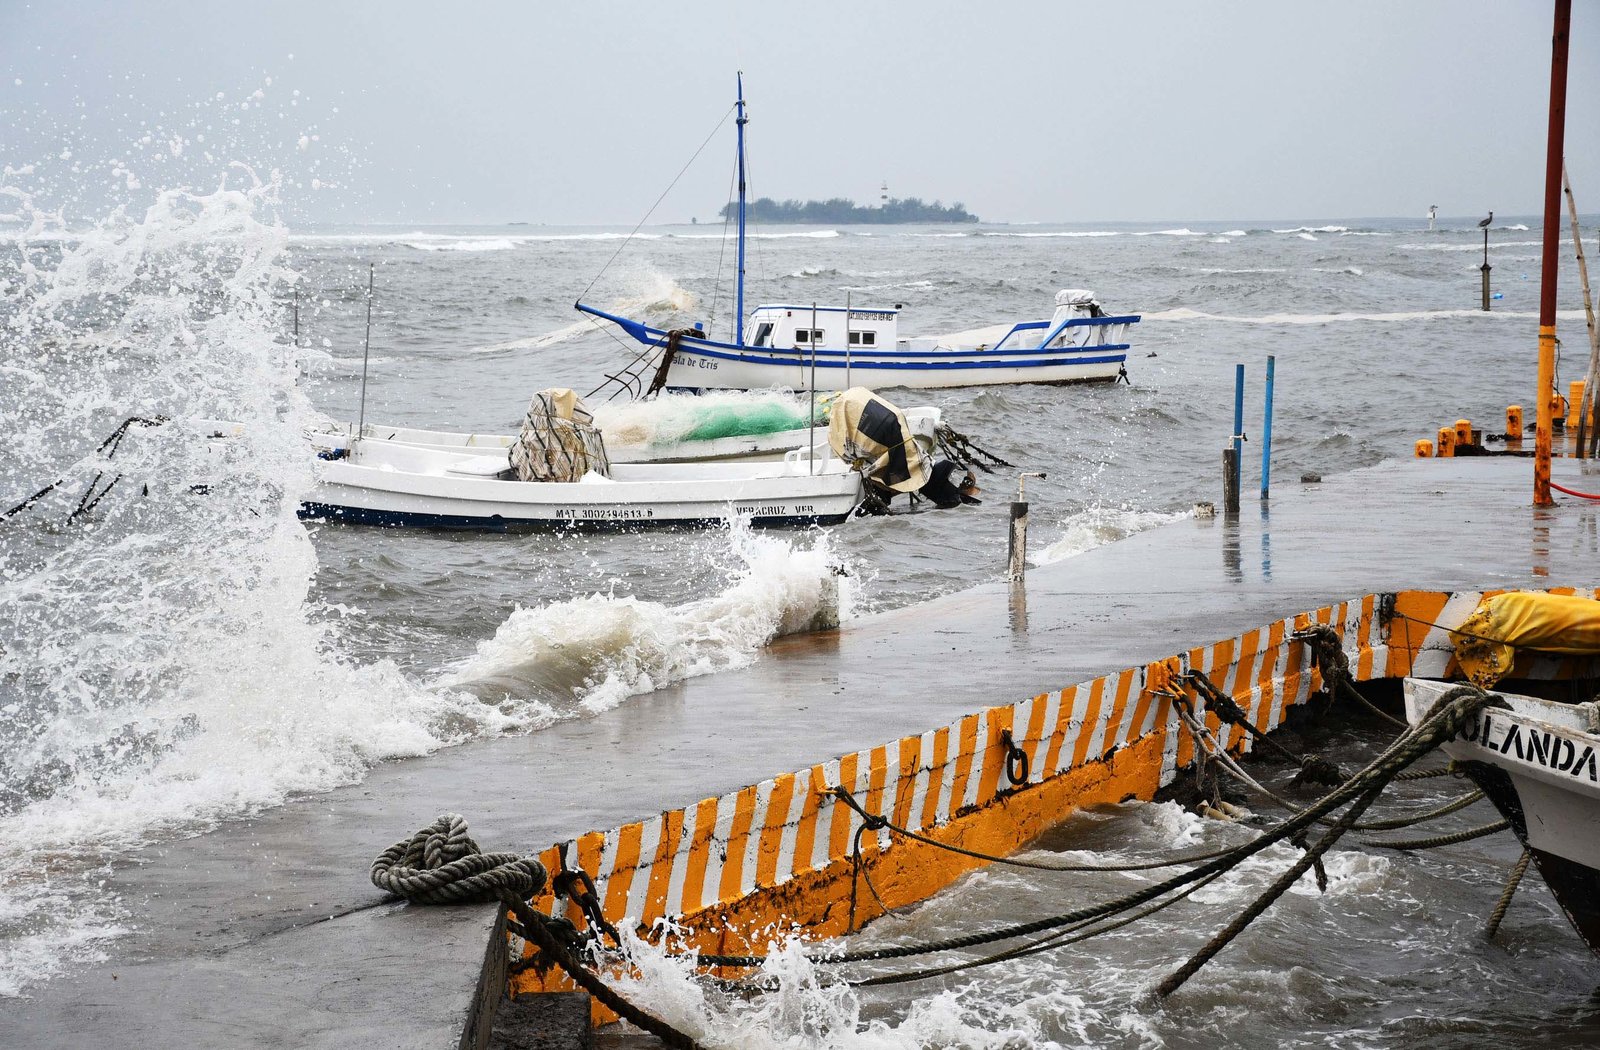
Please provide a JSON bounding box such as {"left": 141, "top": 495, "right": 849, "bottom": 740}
{"left": 710, "top": 158, "right": 737, "bottom": 341}
{"left": 578, "top": 103, "right": 737, "bottom": 305}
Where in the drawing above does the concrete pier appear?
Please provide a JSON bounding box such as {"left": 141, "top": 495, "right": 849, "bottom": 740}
{"left": 4, "top": 457, "right": 1599, "bottom": 1047}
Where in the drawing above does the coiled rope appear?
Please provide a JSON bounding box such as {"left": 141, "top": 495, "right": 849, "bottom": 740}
{"left": 371, "top": 816, "right": 703, "bottom": 1049}
{"left": 369, "top": 813, "right": 547, "bottom": 904}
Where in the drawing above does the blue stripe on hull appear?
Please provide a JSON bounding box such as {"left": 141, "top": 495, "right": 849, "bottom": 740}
{"left": 674, "top": 345, "right": 1128, "bottom": 370}
{"left": 664, "top": 371, "right": 1121, "bottom": 394}
{"left": 298, "top": 502, "right": 851, "bottom": 532}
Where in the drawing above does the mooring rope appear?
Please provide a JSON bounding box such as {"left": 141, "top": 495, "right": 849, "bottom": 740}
{"left": 846, "top": 868, "right": 1230, "bottom": 989}
{"left": 1294, "top": 625, "right": 1411, "bottom": 729}
{"left": 1483, "top": 848, "right": 1533, "bottom": 939}
{"left": 501, "top": 893, "right": 705, "bottom": 1050}
{"left": 828, "top": 786, "right": 1244, "bottom": 874}
{"left": 697, "top": 685, "right": 1493, "bottom": 972}
{"left": 1364, "top": 818, "right": 1511, "bottom": 851}
{"left": 1174, "top": 696, "right": 1484, "bottom": 834}
{"left": 1393, "top": 764, "right": 1457, "bottom": 781}
{"left": 369, "top": 814, "right": 547, "bottom": 904}
{"left": 370, "top": 816, "right": 703, "bottom": 1047}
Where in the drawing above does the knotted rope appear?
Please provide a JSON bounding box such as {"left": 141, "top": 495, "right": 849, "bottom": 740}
{"left": 370, "top": 814, "right": 547, "bottom": 904}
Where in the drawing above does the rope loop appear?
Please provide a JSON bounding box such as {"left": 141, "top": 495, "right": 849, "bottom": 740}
{"left": 370, "top": 814, "right": 547, "bottom": 905}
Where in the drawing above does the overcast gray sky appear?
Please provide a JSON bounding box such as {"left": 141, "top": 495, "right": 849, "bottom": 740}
{"left": 4, "top": 0, "right": 1598, "bottom": 225}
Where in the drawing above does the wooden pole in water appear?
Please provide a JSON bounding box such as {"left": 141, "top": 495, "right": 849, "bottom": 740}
{"left": 1480, "top": 227, "right": 1492, "bottom": 311}
{"left": 1222, "top": 447, "right": 1240, "bottom": 515}
{"left": 1563, "top": 164, "right": 1600, "bottom": 458}
{"left": 1534, "top": 0, "right": 1571, "bottom": 506}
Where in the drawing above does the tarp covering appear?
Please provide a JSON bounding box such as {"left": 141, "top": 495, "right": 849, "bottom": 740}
{"left": 509, "top": 388, "right": 610, "bottom": 483}
{"left": 1452, "top": 591, "right": 1600, "bottom": 686}
{"left": 827, "top": 387, "right": 930, "bottom": 493}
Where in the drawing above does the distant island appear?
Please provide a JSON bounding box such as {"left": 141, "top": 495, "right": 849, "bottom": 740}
{"left": 719, "top": 196, "right": 980, "bottom": 224}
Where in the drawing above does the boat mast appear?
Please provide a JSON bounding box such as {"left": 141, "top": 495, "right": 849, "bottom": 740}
{"left": 735, "top": 72, "right": 749, "bottom": 347}
{"left": 1535, "top": 0, "right": 1571, "bottom": 506}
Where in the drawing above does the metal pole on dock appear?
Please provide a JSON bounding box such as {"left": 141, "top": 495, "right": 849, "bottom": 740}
{"left": 1232, "top": 364, "right": 1245, "bottom": 465}
{"left": 1260, "top": 355, "right": 1276, "bottom": 500}
{"left": 1008, "top": 472, "right": 1046, "bottom": 581}
{"left": 809, "top": 302, "right": 818, "bottom": 476}
{"left": 355, "top": 263, "right": 375, "bottom": 448}
{"left": 1534, "top": 0, "right": 1572, "bottom": 506}
{"left": 844, "top": 291, "right": 853, "bottom": 390}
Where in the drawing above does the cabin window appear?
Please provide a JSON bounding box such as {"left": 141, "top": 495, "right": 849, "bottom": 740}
{"left": 795, "top": 329, "right": 823, "bottom": 344}
{"left": 752, "top": 322, "right": 774, "bottom": 347}
{"left": 850, "top": 331, "right": 876, "bottom": 347}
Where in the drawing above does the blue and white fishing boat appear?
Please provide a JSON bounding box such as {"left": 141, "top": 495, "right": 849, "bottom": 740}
{"left": 575, "top": 75, "right": 1141, "bottom": 393}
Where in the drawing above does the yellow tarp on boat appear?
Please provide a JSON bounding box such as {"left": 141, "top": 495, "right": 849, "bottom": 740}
{"left": 828, "top": 387, "right": 930, "bottom": 493}
{"left": 1452, "top": 591, "right": 1600, "bottom": 686}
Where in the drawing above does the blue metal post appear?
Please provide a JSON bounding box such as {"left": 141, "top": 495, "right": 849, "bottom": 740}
{"left": 1260, "top": 355, "right": 1276, "bottom": 500}
{"left": 734, "top": 73, "right": 748, "bottom": 347}
{"left": 1232, "top": 363, "right": 1245, "bottom": 466}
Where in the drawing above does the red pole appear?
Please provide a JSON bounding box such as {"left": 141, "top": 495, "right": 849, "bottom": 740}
{"left": 1535, "top": 0, "right": 1572, "bottom": 506}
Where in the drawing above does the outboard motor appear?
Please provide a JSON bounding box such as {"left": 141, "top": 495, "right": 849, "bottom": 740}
{"left": 919, "top": 459, "right": 982, "bottom": 509}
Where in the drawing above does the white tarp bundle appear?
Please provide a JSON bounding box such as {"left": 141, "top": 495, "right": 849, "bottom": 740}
{"left": 1054, "top": 288, "right": 1098, "bottom": 307}
{"left": 509, "top": 388, "right": 610, "bottom": 483}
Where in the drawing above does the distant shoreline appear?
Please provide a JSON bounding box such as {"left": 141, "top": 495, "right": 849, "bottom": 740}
{"left": 718, "top": 196, "right": 980, "bottom": 225}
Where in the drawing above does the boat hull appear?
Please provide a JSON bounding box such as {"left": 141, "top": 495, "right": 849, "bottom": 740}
{"left": 301, "top": 451, "right": 863, "bottom": 532}
{"left": 661, "top": 344, "right": 1128, "bottom": 392}
{"left": 1404, "top": 678, "right": 1600, "bottom": 954}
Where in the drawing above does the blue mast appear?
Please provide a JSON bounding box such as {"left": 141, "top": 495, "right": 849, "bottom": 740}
{"left": 735, "top": 72, "right": 748, "bottom": 347}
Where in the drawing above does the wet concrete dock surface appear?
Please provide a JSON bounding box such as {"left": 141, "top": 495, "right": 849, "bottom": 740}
{"left": 4, "top": 456, "right": 1599, "bottom": 1048}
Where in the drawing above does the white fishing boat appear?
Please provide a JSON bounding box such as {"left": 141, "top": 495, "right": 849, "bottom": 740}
{"left": 574, "top": 75, "right": 1140, "bottom": 392}
{"left": 306, "top": 420, "right": 817, "bottom": 465}
{"left": 301, "top": 442, "right": 865, "bottom": 530}
{"left": 1404, "top": 677, "right": 1600, "bottom": 954}
{"left": 299, "top": 387, "right": 949, "bottom": 531}
{"left": 305, "top": 391, "right": 843, "bottom": 465}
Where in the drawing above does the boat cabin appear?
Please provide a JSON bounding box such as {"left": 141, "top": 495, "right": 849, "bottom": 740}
{"left": 740, "top": 304, "right": 901, "bottom": 352}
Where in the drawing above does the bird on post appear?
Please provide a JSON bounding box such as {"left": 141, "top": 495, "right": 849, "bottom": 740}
{"left": 1478, "top": 211, "right": 1494, "bottom": 228}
